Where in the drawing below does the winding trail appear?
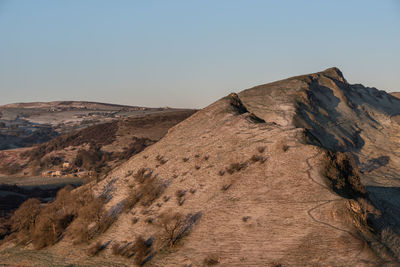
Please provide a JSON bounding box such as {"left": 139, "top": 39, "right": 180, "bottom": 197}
{"left": 303, "top": 150, "right": 394, "bottom": 264}
{"left": 304, "top": 152, "right": 363, "bottom": 240}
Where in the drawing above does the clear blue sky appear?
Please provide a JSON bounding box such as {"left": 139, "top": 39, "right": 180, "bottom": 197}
{"left": 0, "top": 0, "right": 399, "bottom": 108}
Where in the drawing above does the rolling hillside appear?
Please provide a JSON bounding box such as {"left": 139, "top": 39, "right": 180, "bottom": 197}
{"left": 2, "top": 68, "right": 400, "bottom": 266}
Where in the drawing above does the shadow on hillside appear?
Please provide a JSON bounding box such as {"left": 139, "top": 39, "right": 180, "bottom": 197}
{"left": 0, "top": 180, "right": 82, "bottom": 217}
{"left": 367, "top": 186, "right": 400, "bottom": 227}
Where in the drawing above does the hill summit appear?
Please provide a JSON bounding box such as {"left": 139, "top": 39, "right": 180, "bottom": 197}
{"left": 2, "top": 68, "right": 400, "bottom": 266}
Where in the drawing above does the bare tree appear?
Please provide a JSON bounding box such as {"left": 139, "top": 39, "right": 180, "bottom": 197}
{"left": 159, "top": 211, "right": 187, "bottom": 247}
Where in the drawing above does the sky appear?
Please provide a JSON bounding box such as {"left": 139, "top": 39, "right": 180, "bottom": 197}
{"left": 0, "top": 0, "right": 399, "bottom": 108}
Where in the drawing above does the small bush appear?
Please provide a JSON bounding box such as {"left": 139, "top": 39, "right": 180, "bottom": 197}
{"left": 0, "top": 163, "right": 23, "bottom": 175}
{"left": 87, "top": 241, "right": 104, "bottom": 256}
{"left": 125, "top": 170, "right": 133, "bottom": 178}
{"left": 158, "top": 212, "right": 187, "bottom": 247}
{"left": 133, "top": 236, "right": 150, "bottom": 266}
{"left": 176, "top": 189, "right": 187, "bottom": 204}
{"left": 123, "top": 173, "right": 165, "bottom": 211}
{"left": 250, "top": 155, "right": 266, "bottom": 163}
{"left": 226, "top": 162, "right": 247, "bottom": 174}
{"left": 110, "top": 236, "right": 151, "bottom": 265}
{"left": 10, "top": 198, "right": 42, "bottom": 245}
{"left": 221, "top": 184, "right": 232, "bottom": 191}
{"left": 133, "top": 168, "right": 152, "bottom": 183}
{"left": 111, "top": 243, "right": 122, "bottom": 255}
{"left": 204, "top": 254, "right": 220, "bottom": 265}
{"left": 257, "top": 146, "right": 266, "bottom": 153}
{"left": 156, "top": 155, "right": 167, "bottom": 165}
{"left": 183, "top": 157, "right": 189, "bottom": 162}
{"left": 195, "top": 165, "right": 201, "bottom": 170}
{"left": 218, "top": 170, "right": 225, "bottom": 176}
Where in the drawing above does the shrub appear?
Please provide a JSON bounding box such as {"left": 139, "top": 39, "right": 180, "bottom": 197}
{"left": 139, "top": 176, "right": 165, "bottom": 207}
{"left": 182, "top": 157, "right": 189, "bottom": 162}
{"left": 257, "top": 146, "right": 266, "bottom": 153}
{"left": 250, "top": 155, "right": 266, "bottom": 163}
{"left": 189, "top": 188, "right": 197, "bottom": 194}
{"left": 204, "top": 254, "right": 220, "bottom": 265}
{"left": 194, "top": 165, "right": 201, "bottom": 170}
{"left": 175, "top": 189, "right": 187, "bottom": 204}
{"left": 158, "top": 212, "right": 187, "bottom": 247}
{"left": 116, "top": 137, "right": 155, "bottom": 160}
{"left": 40, "top": 156, "right": 63, "bottom": 169}
{"left": 69, "top": 196, "right": 106, "bottom": 243}
{"left": 156, "top": 155, "right": 167, "bottom": 165}
{"left": 218, "top": 170, "right": 225, "bottom": 176}
{"left": 133, "top": 168, "right": 152, "bottom": 183}
{"left": 73, "top": 144, "right": 104, "bottom": 171}
{"left": 221, "top": 184, "right": 232, "bottom": 191}
{"left": 110, "top": 236, "right": 151, "bottom": 264}
{"left": 158, "top": 211, "right": 201, "bottom": 248}
{"left": 7, "top": 186, "right": 113, "bottom": 248}
{"left": 112, "top": 242, "right": 122, "bottom": 255}
{"left": 123, "top": 193, "right": 141, "bottom": 213}
{"left": 87, "top": 241, "right": 104, "bottom": 256}
{"left": 32, "top": 204, "right": 73, "bottom": 249}
{"left": 226, "top": 162, "right": 247, "bottom": 174}
{"left": 123, "top": 173, "right": 165, "bottom": 211}
{"left": 10, "top": 198, "right": 42, "bottom": 244}
{"left": 134, "top": 236, "right": 150, "bottom": 266}
{"left": 0, "top": 163, "right": 23, "bottom": 175}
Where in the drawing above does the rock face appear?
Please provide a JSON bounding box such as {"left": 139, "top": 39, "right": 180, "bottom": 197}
{"left": 3, "top": 68, "right": 400, "bottom": 266}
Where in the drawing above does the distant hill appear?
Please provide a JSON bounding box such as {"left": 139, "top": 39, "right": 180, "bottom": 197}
{"left": 0, "top": 109, "right": 196, "bottom": 180}
{"left": 0, "top": 101, "right": 136, "bottom": 110}
{"left": 0, "top": 100, "right": 186, "bottom": 150}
